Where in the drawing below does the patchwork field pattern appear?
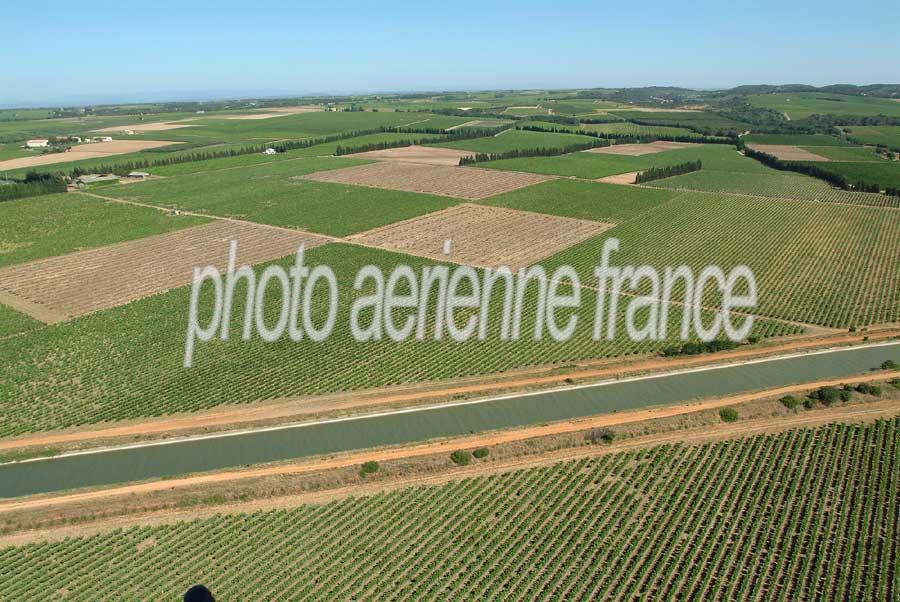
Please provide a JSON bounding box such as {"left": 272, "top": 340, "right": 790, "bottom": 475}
{"left": 0, "top": 193, "right": 208, "bottom": 268}
{"left": 3, "top": 419, "right": 896, "bottom": 600}
{"left": 0, "top": 244, "right": 797, "bottom": 436}
{"left": 746, "top": 144, "right": 830, "bottom": 161}
{"left": 345, "top": 145, "right": 475, "bottom": 166}
{"left": 301, "top": 162, "right": 554, "bottom": 200}
{"left": 585, "top": 141, "right": 698, "bottom": 156}
{"left": 0, "top": 220, "right": 327, "bottom": 320}
{"left": 348, "top": 203, "right": 612, "bottom": 270}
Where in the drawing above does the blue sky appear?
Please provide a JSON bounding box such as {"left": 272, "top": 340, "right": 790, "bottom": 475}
{"left": 2, "top": 0, "right": 898, "bottom": 106}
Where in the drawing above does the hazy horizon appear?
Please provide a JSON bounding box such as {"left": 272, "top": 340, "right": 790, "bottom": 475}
{"left": 4, "top": 0, "right": 899, "bottom": 108}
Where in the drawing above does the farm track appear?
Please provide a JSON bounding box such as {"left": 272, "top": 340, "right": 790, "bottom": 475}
{"left": 3, "top": 393, "right": 899, "bottom": 546}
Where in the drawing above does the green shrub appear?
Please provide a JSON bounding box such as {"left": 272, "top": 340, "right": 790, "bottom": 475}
{"left": 840, "top": 389, "right": 853, "bottom": 402}
{"left": 585, "top": 428, "right": 616, "bottom": 444}
{"left": 473, "top": 447, "right": 490, "bottom": 459}
{"left": 450, "top": 450, "right": 471, "bottom": 466}
{"left": 803, "top": 397, "right": 816, "bottom": 409}
{"left": 880, "top": 359, "right": 899, "bottom": 370}
{"left": 779, "top": 395, "right": 799, "bottom": 410}
{"left": 360, "top": 461, "right": 379, "bottom": 475}
{"left": 855, "top": 382, "right": 882, "bottom": 396}
{"left": 890, "top": 378, "right": 900, "bottom": 389}
{"left": 719, "top": 408, "right": 739, "bottom": 423}
{"left": 810, "top": 386, "right": 841, "bottom": 406}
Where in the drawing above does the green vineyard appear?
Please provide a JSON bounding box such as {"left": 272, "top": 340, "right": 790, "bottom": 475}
{"left": 0, "top": 243, "right": 797, "bottom": 437}
{"left": 544, "top": 191, "right": 900, "bottom": 328}
{"left": 2, "top": 418, "right": 897, "bottom": 600}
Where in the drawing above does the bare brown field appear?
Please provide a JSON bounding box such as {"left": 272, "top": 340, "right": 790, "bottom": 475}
{"left": 348, "top": 203, "right": 609, "bottom": 269}
{"left": 224, "top": 106, "right": 322, "bottom": 119}
{"left": 300, "top": 161, "right": 553, "bottom": 199}
{"left": 0, "top": 220, "right": 328, "bottom": 320}
{"left": 0, "top": 140, "right": 180, "bottom": 170}
{"left": 585, "top": 141, "right": 699, "bottom": 156}
{"left": 746, "top": 143, "right": 831, "bottom": 161}
{"left": 597, "top": 171, "right": 639, "bottom": 184}
{"left": 91, "top": 121, "right": 196, "bottom": 133}
{"left": 345, "top": 144, "right": 476, "bottom": 166}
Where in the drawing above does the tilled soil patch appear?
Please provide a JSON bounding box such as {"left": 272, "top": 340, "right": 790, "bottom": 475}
{"left": 0, "top": 221, "right": 328, "bottom": 320}
{"left": 301, "top": 162, "right": 553, "bottom": 200}
{"left": 347, "top": 203, "right": 611, "bottom": 270}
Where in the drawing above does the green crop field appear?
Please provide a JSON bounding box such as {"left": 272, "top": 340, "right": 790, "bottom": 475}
{"left": 0, "top": 193, "right": 208, "bottom": 268}
{"left": 479, "top": 179, "right": 680, "bottom": 223}
{"left": 607, "top": 111, "right": 749, "bottom": 132}
{"left": 432, "top": 129, "right": 596, "bottom": 154}
{"left": 0, "top": 242, "right": 795, "bottom": 437}
{"left": 643, "top": 169, "right": 897, "bottom": 206}
{"left": 748, "top": 92, "right": 900, "bottom": 119}
{"left": 543, "top": 191, "right": 900, "bottom": 328}
{"left": 0, "top": 303, "right": 42, "bottom": 338}
{"left": 100, "top": 156, "right": 461, "bottom": 236}
{"left": 796, "top": 160, "right": 900, "bottom": 191}
{"left": 797, "top": 146, "right": 884, "bottom": 161}
{"left": 578, "top": 122, "right": 699, "bottom": 137}
{"left": 842, "top": 125, "right": 900, "bottom": 149}
{"left": 3, "top": 418, "right": 897, "bottom": 600}
{"left": 742, "top": 133, "right": 851, "bottom": 146}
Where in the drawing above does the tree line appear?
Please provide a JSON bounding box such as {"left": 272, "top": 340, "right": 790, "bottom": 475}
{"left": 740, "top": 143, "right": 898, "bottom": 196}
{"left": 458, "top": 140, "right": 609, "bottom": 165}
{"left": 517, "top": 123, "right": 733, "bottom": 145}
{"left": 0, "top": 172, "right": 67, "bottom": 202}
{"left": 333, "top": 126, "right": 511, "bottom": 156}
{"left": 634, "top": 160, "right": 702, "bottom": 184}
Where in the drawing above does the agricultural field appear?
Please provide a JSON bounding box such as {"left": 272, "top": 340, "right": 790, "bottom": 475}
{"left": 480, "top": 143, "right": 760, "bottom": 179}
{"left": 742, "top": 133, "right": 852, "bottom": 146}
{"left": 578, "top": 122, "right": 699, "bottom": 137}
{"left": 605, "top": 111, "right": 749, "bottom": 132}
{"left": 0, "top": 193, "right": 207, "bottom": 268}
{"left": 344, "top": 145, "right": 474, "bottom": 166}
{"left": 432, "top": 129, "right": 596, "bottom": 154}
{"left": 543, "top": 191, "right": 900, "bottom": 328}
{"left": 3, "top": 418, "right": 897, "bottom": 600}
{"left": 795, "top": 160, "right": 900, "bottom": 191}
{"left": 0, "top": 112, "right": 468, "bottom": 178}
{"left": 842, "top": 125, "right": 900, "bottom": 149}
{"left": 646, "top": 167, "right": 899, "bottom": 207}
{"left": 347, "top": 203, "right": 612, "bottom": 270}
{"left": 0, "top": 303, "right": 41, "bottom": 338}
{"left": 0, "top": 242, "right": 796, "bottom": 437}
{"left": 0, "top": 220, "right": 326, "bottom": 320}
{"left": 102, "top": 156, "right": 463, "bottom": 236}
{"left": 479, "top": 179, "right": 681, "bottom": 223}
{"left": 300, "top": 161, "right": 553, "bottom": 200}
{"left": 795, "top": 145, "right": 885, "bottom": 161}
{"left": 748, "top": 92, "right": 900, "bottom": 119}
